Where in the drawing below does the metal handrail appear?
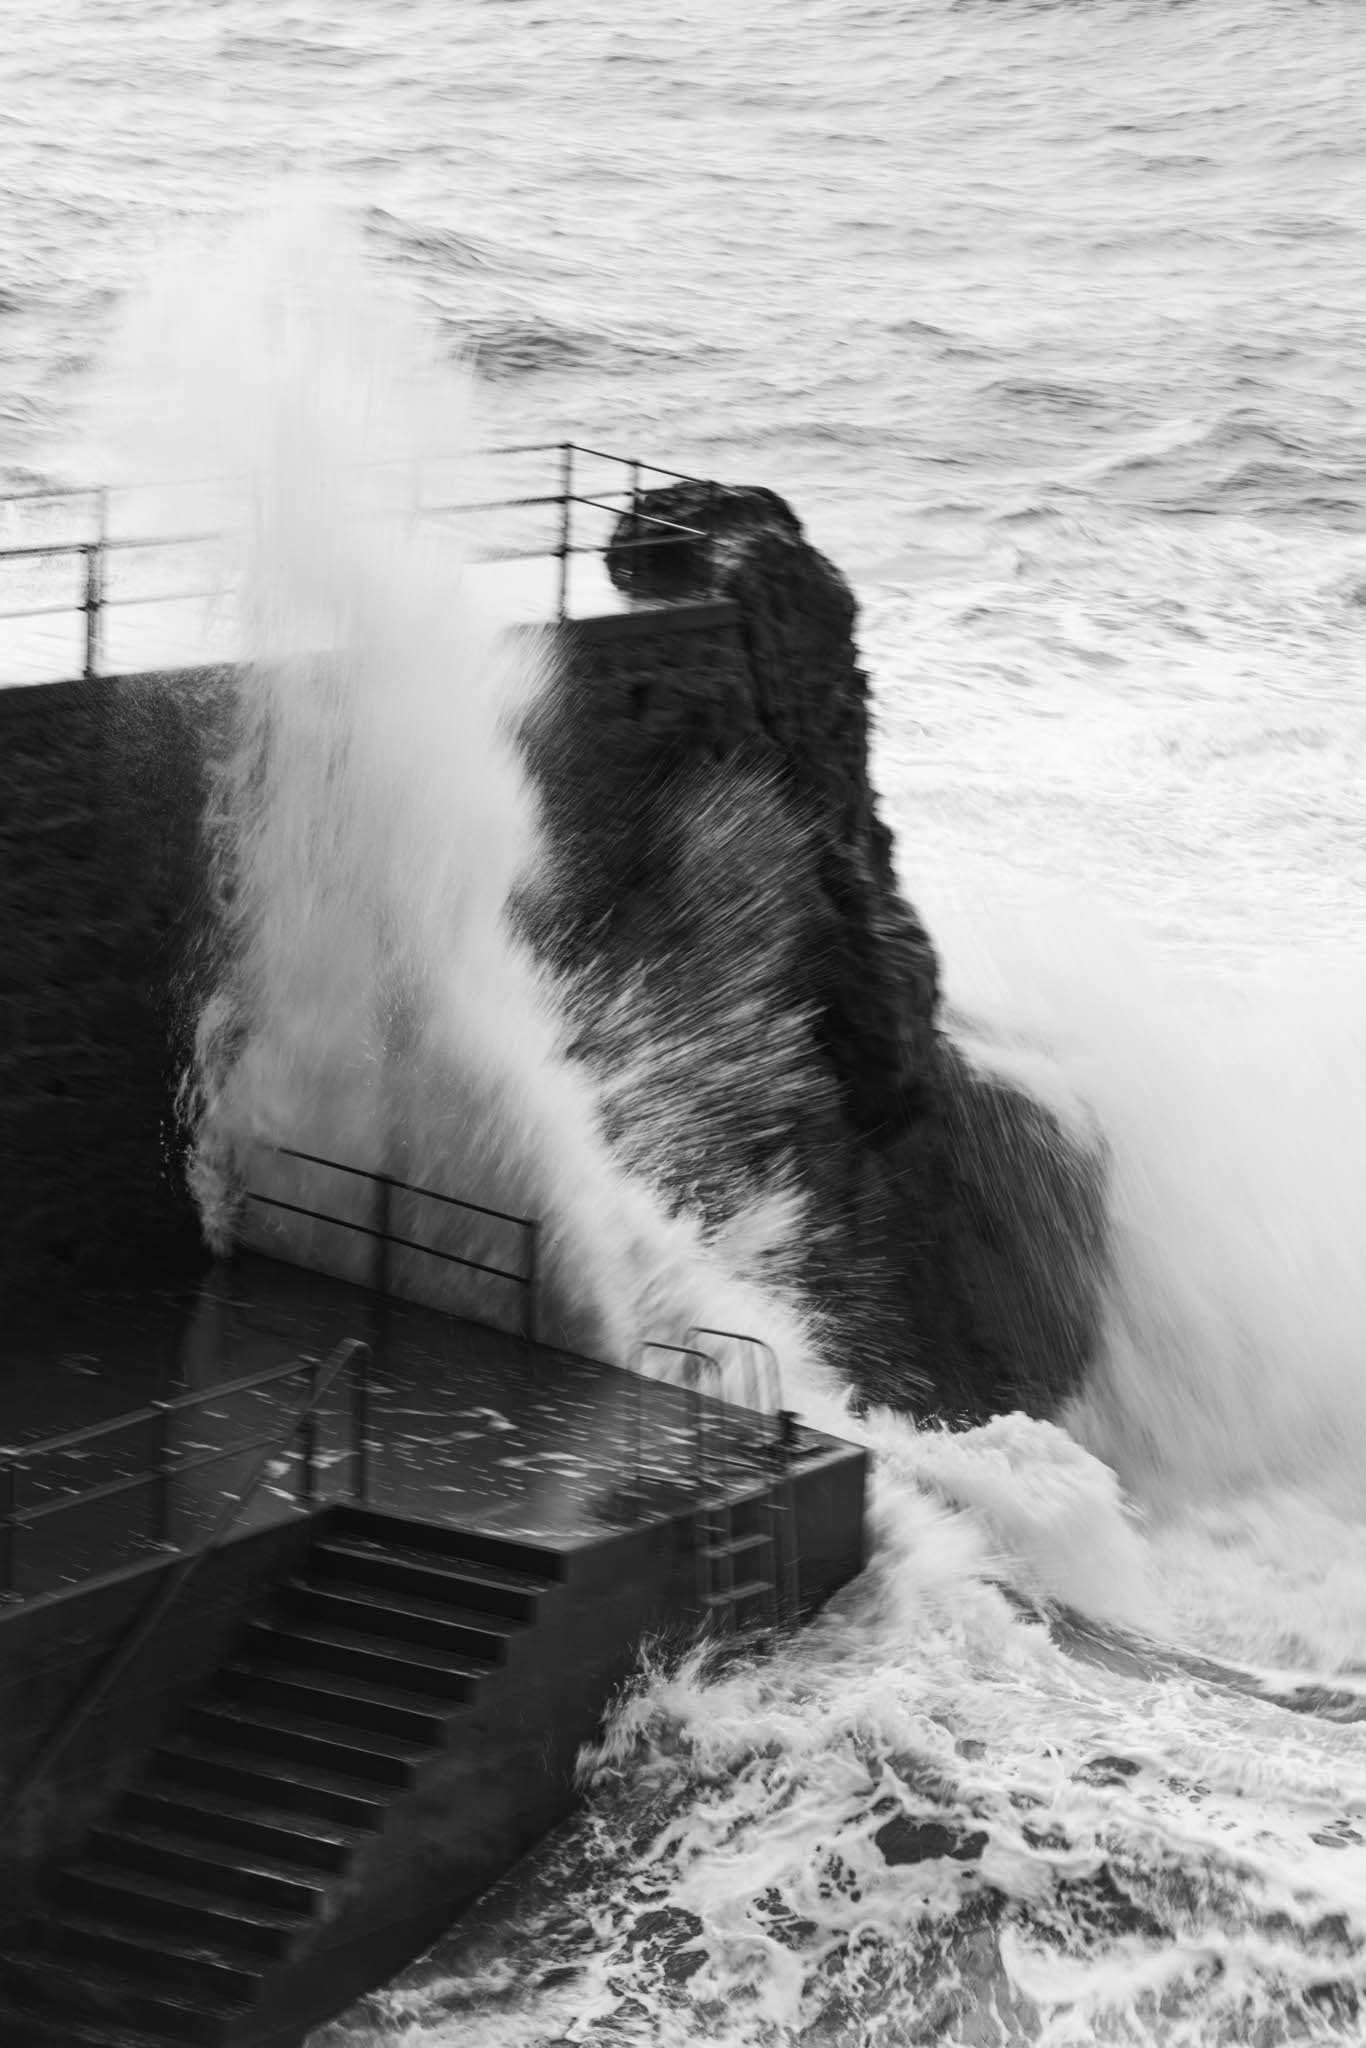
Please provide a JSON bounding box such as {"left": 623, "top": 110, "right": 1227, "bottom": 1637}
{"left": 630, "top": 1340, "right": 716, "bottom": 1520}
{"left": 685, "top": 1325, "right": 784, "bottom": 1416}
{"left": 0, "top": 445, "right": 714, "bottom": 510}
{"left": 0, "top": 1337, "right": 370, "bottom": 1832}
{"left": 273, "top": 1145, "right": 533, "bottom": 1229}
{"left": 0, "top": 442, "right": 721, "bottom": 667}
{"left": 0, "top": 1343, "right": 372, "bottom": 1602}
{"left": 0, "top": 1353, "right": 352, "bottom": 1467}
{"left": 245, "top": 1144, "right": 541, "bottom": 1343}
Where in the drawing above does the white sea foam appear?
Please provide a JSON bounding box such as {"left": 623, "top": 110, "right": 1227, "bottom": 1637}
{"left": 11, "top": 0, "right": 1366, "bottom": 2036}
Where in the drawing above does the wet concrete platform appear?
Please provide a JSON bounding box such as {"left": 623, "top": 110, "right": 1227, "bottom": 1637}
{"left": 2, "top": 1253, "right": 840, "bottom": 1600}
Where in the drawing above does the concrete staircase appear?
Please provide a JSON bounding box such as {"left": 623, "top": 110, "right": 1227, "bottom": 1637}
{"left": 0, "top": 1504, "right": 564, "bottom": 2047}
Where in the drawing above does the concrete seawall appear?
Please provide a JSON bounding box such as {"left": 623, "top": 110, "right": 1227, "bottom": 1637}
{"left": 0, "top": 604, "right": 747, "bottom": 1321}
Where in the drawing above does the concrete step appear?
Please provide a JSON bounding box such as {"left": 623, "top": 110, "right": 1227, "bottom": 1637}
{"left": 41, "top": 1912, "right": 264, "bottom": 2010}
{"left": 310, "top": 1533, "right": 546, "bottom": 1621}
{"left": 56, "top": 1861, "right": 313, "bottom": 1960}
{"left": 117, "top": 1783, "right": 365, "bottom": 1873}
{"left": 278, "top": 1574, "right": 522, "bottom": 1662}
{"left": 331, "top": 1502, "right": 566, "bottom": 1582}
{"left": 0, "top": 1950, "right": 245, "bottom": 2046}
{"left": 183, "top": 1699, "right": 431, "bottom": 1788}
{"left": 151, "top": 1735, "right": 392, "bottom": 1829}
{"left": 216, "top": 1656, "right": 457, "bottom": 1745}
{"left": 0, "top": 1996, "right": 211, "bottom": 2048}
{"left": 88, "top": 1819, "right": 332, "bottom": 1915}
{"left": 243, "top": 1613, "right": 494, "bottom": 1701}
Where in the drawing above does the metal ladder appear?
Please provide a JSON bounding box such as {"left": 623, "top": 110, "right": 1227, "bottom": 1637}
{"left": 636, "top": 1332, "right": 799, "bottom": 1645}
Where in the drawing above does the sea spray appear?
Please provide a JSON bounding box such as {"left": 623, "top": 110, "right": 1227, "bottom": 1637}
{"left": 97, "top": 203, "right": 832, "bottom": 1399}
{"left": 87, "top": 196, "right": 1366, "bottom": 2048}
{"left": 889, "top": 861, "right": 1366, "bottom": 1514}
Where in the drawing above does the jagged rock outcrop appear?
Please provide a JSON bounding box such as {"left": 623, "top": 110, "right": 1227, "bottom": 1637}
{"left": 524, "top": 483, "right": 1107, "bottom": 1420}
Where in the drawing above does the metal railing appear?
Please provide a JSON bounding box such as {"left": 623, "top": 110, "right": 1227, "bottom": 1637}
{"left": 243, "top": 1144, "right": 540, "bottom": 1341}
{"left": 0, "top": 443, "right": 720, "bottom": 676}
{"left": 686, "top": 1325, "right": 785, "bottom": 1415}
{"left": 0, "top": 1338, "right": 369, "bottom": 1834}
{"left": 0, "top": 1338, "right": 372, "bottom": 1606}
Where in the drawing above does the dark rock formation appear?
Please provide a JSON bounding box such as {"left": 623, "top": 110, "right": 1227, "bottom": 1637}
{"left": 874, "top": 1816, "right": 989, "bottom": 1866}
{"left": 525, "top": 482, "right": 1107, "bottom": 1420}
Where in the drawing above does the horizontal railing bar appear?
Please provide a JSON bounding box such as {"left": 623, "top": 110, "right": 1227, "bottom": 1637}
{"left": 570, "top": 496, "right": 706, "bottom": 534}
{"left": 166, "top": 1433, "right": 301, "bottom": 1480}
{"left": 102, "top": 530, "right": 222, "bottom": 553}
{"left": 475, "top": 530, "right": 707, "bottom": 564}
{"left": 0, "top": 532, "right": 222, "bottom": 564}
{"left": 475, "top": 440, "right": 567, "bottom": 458}
{"left": 0, "top": 444, "right": 705, "bottom": 512}
{"left": 568, "top": 444, "right": 713, "bottom": 487}
{"left": 8, "top": 1429, "right": 289, "bottom": 1527}
{"left": 0, "top": 483, "right": 103, "bottom": 505}
{"left": 1, "top": 1358, "right": 323, "bottom": 1467}
{"left": 0, "top": 539, "right": 93, "bottom": 563}
{"left": 245, "top": 1190, "right": 529, "bottom": 1286}
{"left": 461, "top": 542, "right": 582, "bottom": 563}
{"left": 8, "top": 1429, "right": 276, "bottom": 1527}
{"left": 157, "top": 1359, "right": 316, "bottom": 1413}
{"left": 95, "top": 586, "right": 225, "bottom": 610}
{"left": 0, "top": 522, "right": 705, "bottom": 571}
{"left": 1, "top": 1404, "right": 160, "bottom": 1460}
{"left": 0, "top": 510, "right": 706, "bottom": 570}
{"left": 0, "top": 601, "right": 85, "bottom": 623}
{"left": 273, "top": 1145, "right": 535, "bottom": 1229}
{"left": 423, "top": 492, "right": 568, "bottom": 515}
{"left": 422, "top": 493, "right": 703, "bottom": 536}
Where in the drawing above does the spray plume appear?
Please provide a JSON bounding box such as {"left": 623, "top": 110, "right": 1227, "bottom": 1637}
{"left": 94, "top": 201, "right": 831, "bottom": 1405}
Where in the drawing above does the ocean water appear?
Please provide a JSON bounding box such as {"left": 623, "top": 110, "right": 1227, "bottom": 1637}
{"left": 6, "top": 1, "right": 1366, "bottom": 2041}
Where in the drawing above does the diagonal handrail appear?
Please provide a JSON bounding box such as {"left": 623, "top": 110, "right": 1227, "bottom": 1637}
{"left": 0, "top": 1336, "right": 370, "bottom": 1835}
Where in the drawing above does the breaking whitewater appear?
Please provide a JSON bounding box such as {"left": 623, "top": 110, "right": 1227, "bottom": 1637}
{"left": 10, "top": 0, "right": 1366, "bottom": 2028}
{"left": 103, "top": 214, "right": 1366, "bottom": 2048}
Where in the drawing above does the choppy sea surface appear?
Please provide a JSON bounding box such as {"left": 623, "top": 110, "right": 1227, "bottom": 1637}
{"left": 6, "top": 2, "right": 1366, "bottom": 2041}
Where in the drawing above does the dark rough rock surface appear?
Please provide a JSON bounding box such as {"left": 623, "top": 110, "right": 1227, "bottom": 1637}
{"left": 528, "top": 483, "right": 1108, "bottom": 1420}
{"left": 874, "top": 1816, "right": 990, "bottom": 1866}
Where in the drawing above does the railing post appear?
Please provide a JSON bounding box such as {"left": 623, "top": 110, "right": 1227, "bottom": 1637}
{"left": 633, "top": 1368, "right": 643, "bottom": 1524}
{"left": 82, "top": 487, "right": 108, "bottom": 680}
{"left": 373, "top": 1171, "right": 393, "bottom": 1299}
{"left": 151, "top": 1399, "right": 172, "bottom": 1547}
{"left": 0, "top": 1460, "right": 20, "bottom": 1600}
{"left": 82, "top": 543, "right": 102, "bottom": 680}
{"left": 299, "top": 1357, "right": 320, "bottom": 1511}
{"left": 557, "top": 442, "right": 574, "bottom": 619}
{"left": 523, "top": 1220, "right": 539, "bottom": 1345}
{"left": 350, "top": 1343, "right": 370, "bottom": 1505}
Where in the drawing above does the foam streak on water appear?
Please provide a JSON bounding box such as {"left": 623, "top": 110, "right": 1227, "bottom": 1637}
{"left": 6, "top": 1, "right": 1366, "bottom": 2041}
